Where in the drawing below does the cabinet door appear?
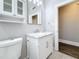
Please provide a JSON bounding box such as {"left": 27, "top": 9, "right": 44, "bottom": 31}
{"left": 27, "top": 37, "right": 39, "bottom": 59}
{"left": 47, "top": 36, "right": 53, "bottom": 55}
{"left": 39, "top": 37, "right": 48, "bottom": 59}
{"left": 39, "top": 36, "right": 53, "bottom": 59}
{"left": 16, "top": 0, "right": 25, "bottom": 17}
{"left": 2, "top": 0, "right": 14, "bottom": 15}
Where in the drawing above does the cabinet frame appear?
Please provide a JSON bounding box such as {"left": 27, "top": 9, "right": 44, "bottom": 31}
{"left": 29, "top": 11, "right": 42, "bottom": 24}
{"left": 0, "top": 0, "right": 27, "bottom": 23}
{"left": 27, "top": 35, "right": 53, "bottom": 59}
{"left": 15, "top": 0, "right": 26, "bottom": 17}
{"left": 1, "top": 0, "right": 15, "bottom": 16}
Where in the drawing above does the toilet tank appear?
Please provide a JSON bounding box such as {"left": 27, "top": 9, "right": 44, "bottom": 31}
{"left": 0, "top": 37, "right": 23, "bottom": 59}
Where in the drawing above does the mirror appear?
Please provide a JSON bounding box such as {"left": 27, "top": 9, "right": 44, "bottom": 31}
{"left": 27, "top": 0, "right": 42, "bottom": 24}
{"left": 32, "top": 15, "right": 38, "bottom": 24}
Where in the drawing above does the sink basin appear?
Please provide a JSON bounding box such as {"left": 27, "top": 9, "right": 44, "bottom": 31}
{"left": 27, "top": 32, "right": 53, "bottom": 38}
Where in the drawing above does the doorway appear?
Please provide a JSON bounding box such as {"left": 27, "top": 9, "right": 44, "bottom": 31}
{"left": 56, "top": 0, "right": 79, "bottom": 58}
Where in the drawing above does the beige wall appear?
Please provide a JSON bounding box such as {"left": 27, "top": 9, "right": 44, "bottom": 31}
{"left": 59, "top": 1, "right": 79, "bottom": 42}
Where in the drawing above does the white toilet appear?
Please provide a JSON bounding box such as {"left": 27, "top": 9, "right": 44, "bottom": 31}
{"left": 0, "top": 37, "right": 23, "bottom": 59}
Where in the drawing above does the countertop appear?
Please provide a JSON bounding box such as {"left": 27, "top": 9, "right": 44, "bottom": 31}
{"left": 27, "top": 32, "right": 53, "bottom": 38}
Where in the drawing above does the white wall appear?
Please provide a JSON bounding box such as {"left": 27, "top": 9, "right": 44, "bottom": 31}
{"left": 44, "top": 0, "right": 73, "bottom": 50}
{"left": 0, "top": 23, "right": 43, "bottom": 40}
{"left": 28, "top": 0, "right": 42, "bottom": 15}
{"left": 44, "top": 0, "right": 71, "bottom": 32}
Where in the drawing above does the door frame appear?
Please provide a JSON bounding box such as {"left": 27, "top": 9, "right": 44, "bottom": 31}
{"left": 55, "top": 0, "right": 75, "bottom": 50}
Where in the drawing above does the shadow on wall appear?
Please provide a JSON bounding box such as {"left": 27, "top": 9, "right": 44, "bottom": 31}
{"left": 19, "top": 35, "right": 27, "bottom": 59}
{"left": 59, "top": 1, "right": 79, "bottom": 42}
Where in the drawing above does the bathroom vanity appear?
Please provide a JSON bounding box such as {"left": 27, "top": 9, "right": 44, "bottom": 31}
{"left": 27, "top": 32, "right": 53, "bottom": 59}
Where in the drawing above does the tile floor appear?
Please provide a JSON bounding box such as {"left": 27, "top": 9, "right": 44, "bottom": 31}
{"left": 48, "top": 51, "right": 77, "bottom": 59}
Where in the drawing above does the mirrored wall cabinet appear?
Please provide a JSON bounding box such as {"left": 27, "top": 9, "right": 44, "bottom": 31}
{"left": 27, "top": 0, "right": 42, "bottom": 25}
{"left": 28, "top": 11, "right": 42, "bottom": 24}
{"left": 0, "top": 0, "right": 27, "bottom": 23}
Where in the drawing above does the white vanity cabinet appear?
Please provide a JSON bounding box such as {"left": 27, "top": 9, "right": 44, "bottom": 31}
{"left": 0, "top": 0, "right": 26, "bottom": 23}
{"left": 27, "top": 32, "right": 53, "bottom": 59}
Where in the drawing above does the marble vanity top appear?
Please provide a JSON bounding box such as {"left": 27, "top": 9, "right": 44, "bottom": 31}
{"left": 27, "top": 32, "right": 53, "bottom": 38}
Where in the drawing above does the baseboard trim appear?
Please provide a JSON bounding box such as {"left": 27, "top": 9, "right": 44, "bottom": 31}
{"left": 59, "top": 39, "right": 79, "bottom": 47}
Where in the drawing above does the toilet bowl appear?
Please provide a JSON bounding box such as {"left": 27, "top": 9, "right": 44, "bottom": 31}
{"left": 0, "top": 37, "right": 23, "bottom": 59}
